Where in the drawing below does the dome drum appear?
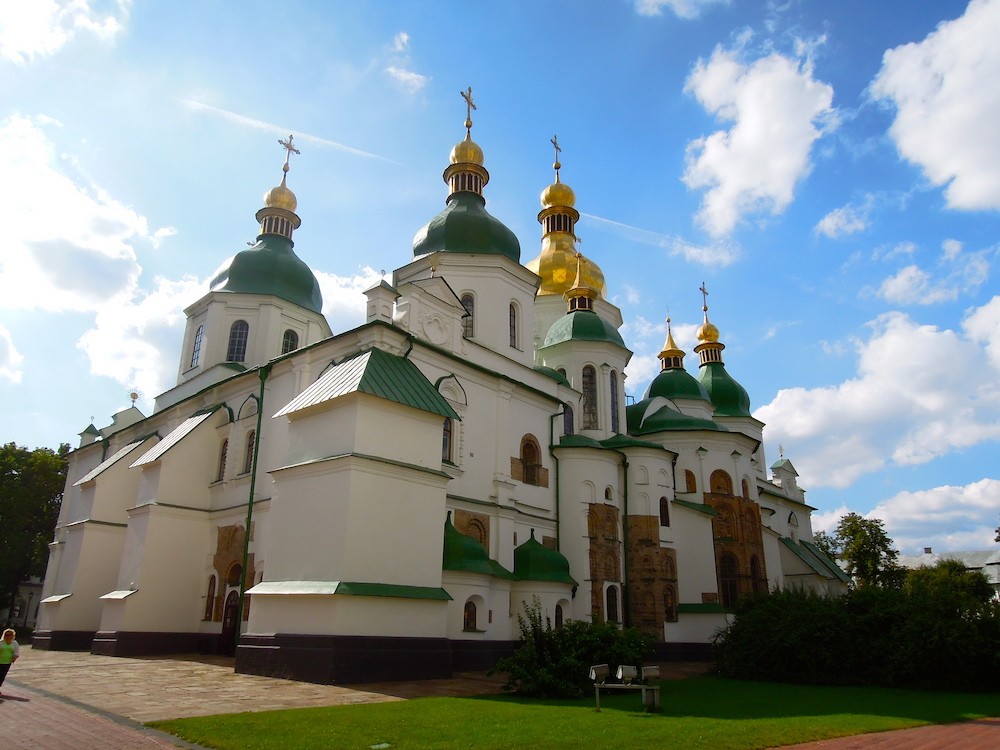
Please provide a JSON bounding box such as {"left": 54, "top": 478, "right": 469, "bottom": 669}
{"left": 444, "top": 162, "right": 489, "bottom": 196}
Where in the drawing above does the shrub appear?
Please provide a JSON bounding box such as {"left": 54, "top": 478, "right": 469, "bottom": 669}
{"left": 491, "top": 597, "right": 654, "bottom": 698}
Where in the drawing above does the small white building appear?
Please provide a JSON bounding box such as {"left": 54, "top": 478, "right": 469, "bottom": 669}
{"left": 35, "top": 108, "right": 846, "bottom": 683}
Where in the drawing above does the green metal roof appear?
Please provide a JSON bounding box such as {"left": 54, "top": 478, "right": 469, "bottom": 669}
{"left": 412, "top": 191, "right": 521, "bottom": 261}
{"left": 672, "top": 499, "right": 718, "bottom": 516}
{"left": 645, "top": 367, "right": 710, "bottom": 402}
{"left": 626, "top": 399, "right": 726, "bottom": 435}
{"left": 210, "top": 234, "right": 323, "bottom": 314}
{"left": 513, "top": 530, "right": 577, "bottom": 585}
{"left": 442, "top": 513, "right": 513, "bottom": 578}
{"left": 780, "top": 537, "right": 849, "bottom": 582}
{"left": 274, "top": 348, "right": 460, "bottom": 420}
{"left": 800, "top": 540, "right": 852, "bottom": 583}
{"left": 534, "top": 365, "right": 571, "bottom": 387}
{"left": 541, "top": 309, "right": 626, "bottom": 349}
{"left": 698, "top": 361, "right": 752, "bottom": 417}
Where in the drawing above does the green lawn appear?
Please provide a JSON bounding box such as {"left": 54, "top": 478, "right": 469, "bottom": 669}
{"left": 149, "top": 676, "right": 999, "bottom": 750}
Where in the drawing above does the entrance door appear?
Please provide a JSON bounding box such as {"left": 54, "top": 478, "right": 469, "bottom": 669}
{"left": 219, "top": 590, "right": 240, "bottom": 655}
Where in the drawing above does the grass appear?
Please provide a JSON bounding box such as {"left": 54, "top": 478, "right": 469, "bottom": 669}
{"left": 148, "top": 676, "right": 1000, "bottom": 750}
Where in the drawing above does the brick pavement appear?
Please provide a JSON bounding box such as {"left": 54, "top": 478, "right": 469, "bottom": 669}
{"left": 1, "top": 647, "right": 996, "bottom": 749}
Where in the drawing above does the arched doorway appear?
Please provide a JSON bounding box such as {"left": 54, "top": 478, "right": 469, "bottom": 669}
{"left": 219, "top": 589, "right": 240, "bottom": 656}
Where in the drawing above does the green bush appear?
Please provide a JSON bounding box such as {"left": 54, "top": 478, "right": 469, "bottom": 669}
{"left": 491, "top": 597, "right": 654, "bottom": 698}
{"left": 714, "top": 577, "right": 1000, "bottom": 691}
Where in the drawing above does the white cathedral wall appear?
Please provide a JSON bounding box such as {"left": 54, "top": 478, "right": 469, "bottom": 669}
{"left": 247, "top": 594, "right": 447, "bottom": 638}
{"left": 99, "top": 504, "right": 210, "bottom": 632}
{"left": 442, "top": 573, "right": 512, "bottom": 640}
{"left": 38, "top": 522, "right": 126, "bottom": 632}
{"left": 670, "top": 506, "right": 719, "bottom": 606}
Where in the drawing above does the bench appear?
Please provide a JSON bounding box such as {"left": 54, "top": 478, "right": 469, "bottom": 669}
{"left": 590, "top": 664, "right": 661, "bottom": 711}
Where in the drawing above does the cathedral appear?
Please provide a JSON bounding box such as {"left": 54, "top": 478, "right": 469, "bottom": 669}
{"left": 35, "top": 95, "right": 848, "bottom": 684}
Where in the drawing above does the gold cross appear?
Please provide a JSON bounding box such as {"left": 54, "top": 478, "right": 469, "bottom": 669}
{"left": 699, "top": 281, "right": 709, "bottom": 312}
{"left": 460, "top": 87, "right": 476, "bottom": 131}
{"left": 278, "top": 134, "right": 300, "bottom": 174}
{"left": 551, "top": 134, "right": 562, "bottom": 179}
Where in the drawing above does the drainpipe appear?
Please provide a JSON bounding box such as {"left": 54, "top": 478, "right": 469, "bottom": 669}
{"left": 548, "top": 407, "right": 566, "bottom": 552}
{"left": 235, "top": 363, "right": 271, "bottom": 644}
{"left": 617, "top": 450, "right": 630, "bottom": 628}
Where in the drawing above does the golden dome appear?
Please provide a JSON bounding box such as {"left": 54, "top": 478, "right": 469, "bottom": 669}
{"left": 263, "top": 180, "right": 297, "bottom": 212}
{"left": 697, "top": 319, "right": 720, "bottom": 343}
{"left": 526, "top": 236, "right": 607, "bottom": 298}
{"left": 541, "top": 180, "right": 575, "bottom": 208}
{"left": 450, "top": 136, "right": 484, "bottom": 166}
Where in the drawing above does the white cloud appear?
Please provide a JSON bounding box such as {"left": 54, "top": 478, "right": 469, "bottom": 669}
{"left": 580, "top": 212, "right": 741, "bottom": 267}
{"left": 0, "top": 115, "right": 167, "bottom": 313}
{"left": 392, "top": 31, "right": 410, "bottom": 53}
{"left": 316, "top": 267, "right": 385, "bottom": 332}
{"left": 870, "top": 0, "right": 1000, "bottom": 212}
{"left": 872, "top": 479, "right": 1000, "bottom": 554}
{"left": 756, "top": 302, "right": 1000, "bottom": 489}
{"left": 634, "top": 0, "right": 729, "bottom": 19}
{"left": 875, "top": 242, "right": 991, "bottom": 305}
{"left": 77, "top": 275, "right": 202, "bottom": 408}
{"left": 385, "top": 66, "right": 430, "bottom": 94}
{"left": 0, "top": 324, "right": 24, "bottom": 383}
{"left": 0, "top": 0, "right": 129, "bottom": 64}
{"left": 683, "top": 46, "right": 837, "bottom": 236}
{"left": 815, "top": 200, "right": 870, "bottom": 238}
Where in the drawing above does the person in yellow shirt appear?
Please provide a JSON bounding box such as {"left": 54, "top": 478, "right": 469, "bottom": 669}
{"left": 0, "top": 628, "right": 19, "bottom": 696}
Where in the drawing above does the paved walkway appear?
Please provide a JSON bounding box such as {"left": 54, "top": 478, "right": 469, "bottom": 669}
{"left": 0, "top": 647, "right": 995, "bottom": 749}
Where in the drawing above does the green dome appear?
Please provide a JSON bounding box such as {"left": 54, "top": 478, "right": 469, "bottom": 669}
{"left": 541, "top": 310, "right": 626, "bottom": 349}
{"left": 513, "top": 530, "right": 577, "bottom": 585}
{"left": 443, "top": 514, "right": 511, "bottom": 578}
{"left": 412, "top": 191, "right": 520, "bottom": 262}
{"left": 645, "top": 368, "right": 710, "bottom": 402}
{"left": 626, "top": 399, "right": 726, "bottom": 435}
{"left": 210, "top": 234, "right": 323, "bottom": 314}
{"left": 697, "top": 362, "right": 751, "bottom": 417}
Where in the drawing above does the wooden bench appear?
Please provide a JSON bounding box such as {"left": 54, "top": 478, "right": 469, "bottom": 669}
{"left": 590, "top": 664, "right": 661, "bottom": 711}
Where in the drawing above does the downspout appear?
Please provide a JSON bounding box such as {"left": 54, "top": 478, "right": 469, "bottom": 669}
{"left": 618, "top": 450, "right": 630, "bottom": 628}
{"left": 235, "top": 363, "right": 271, "bottom": 644}
{"left": 548, "top": 407, "right": 566, "bottom": 552}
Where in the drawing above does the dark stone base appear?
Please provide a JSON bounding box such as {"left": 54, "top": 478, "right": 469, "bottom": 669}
{"left": 29, "top": 630, "right": 95, "bottom": 651}
{"left": 450, "top": 639, "right": 519, "bottom": 672}
{"left": 653, "top": 641, "right": 713, "bottom": 662}
{"left": 236, "top": 633, "right": 457, "bottom": 684}
{"left": 90, "top": 630, "right": 218, "bottom": 657}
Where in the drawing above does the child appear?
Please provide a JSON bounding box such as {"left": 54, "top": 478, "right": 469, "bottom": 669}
{"left": 0, "top": 628, "right": 19, "bottom": 696}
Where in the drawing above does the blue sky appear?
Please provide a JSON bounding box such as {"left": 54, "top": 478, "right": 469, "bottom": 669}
{"left": 1, "top": 0, "right": 999, "bottom": 554}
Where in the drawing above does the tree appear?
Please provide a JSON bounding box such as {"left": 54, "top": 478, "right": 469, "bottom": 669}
{"left": 833, "top": 512, "right": 903, "bottom": 588}
{"left": 0, "top": 443, "right": 68, "bottom": 621}
{"left": 905, "top": 558, "right": 994, "bottom": 611}
{"left": 811, "top": 530, "right": 839, "bottom": 560}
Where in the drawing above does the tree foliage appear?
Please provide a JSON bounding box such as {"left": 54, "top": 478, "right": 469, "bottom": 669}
{"left": 833, "top": 512, "right": 904, "bottom": 588}
{"left": 714, "top": 569, "right": 1000, "bottom": 692}
{"left": 811, "top": 530, "right": 839, "bottom": 560}
{"left": 0, "top": 442, "right": 68, "bottom": 616}
{"left": 491, "top": 597, "right": 654, "bottom": 698}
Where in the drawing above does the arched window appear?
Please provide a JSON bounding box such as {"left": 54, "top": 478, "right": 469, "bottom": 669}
{"left": 520, "top": 436, "right": 541, "bottom": 486}
{"left": 742, "top": 477, "right": 750, "bottom": 499}
{"left": 606, "top": 585, "right": 620, "bottom": 624}
{"left": 242, "top": 430, "right": 256, "bottom": 474}
{"left": 582, "top": 365, "right": 598, "bottom": 429}
{"left": 508, "top": 302, "right": 518, "bottom": 348}
{"left": 604, "top": 486, "right": 614, "bottom": 502}
{"left": 461, "top": 294, "right": 475, "bottom": 338}
{"left": 442, "top": 419, "right": 453, "bottom": 463}
{"left": 684, "top": 470, "right": 697, "bottom": 493}
{"left": 610, "top": 370, "right": 620, "bottom": 433}
{"left": 664, "top": 585, "right": 677, "bottom": 622}
{"left": 659, "top": 496, "right": 670, "bottom": 527}
{"left": 555, "top": 603, "right": 564, "bottom": 628}
{"left": 226, "top": 563, "right": 243, "bottom": 587}
{"left": 563, "top": 403, "right": 574, "bottom": 435}
{"left": 204, "top": 575, "right": 216, "bottom": 621}
{"left": 463, "top": 600, "right": 477, "bottom": 631}
{"left": 711, "top": 469, "right": 734, "bottom": 495}
{"left": 227, "top": 320, "right": 249, "bottom": 362}
{"left": 720, "top": 553, "right": 739, "bottom": 609}
{"left": 217, "top": 439, "right": 228, "bottom": 482}
{"left": 281, "top": 329, "right": 299, "bottom": 354}
{"left": 190, "top": 325, "right": 204, "bottom": 368}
